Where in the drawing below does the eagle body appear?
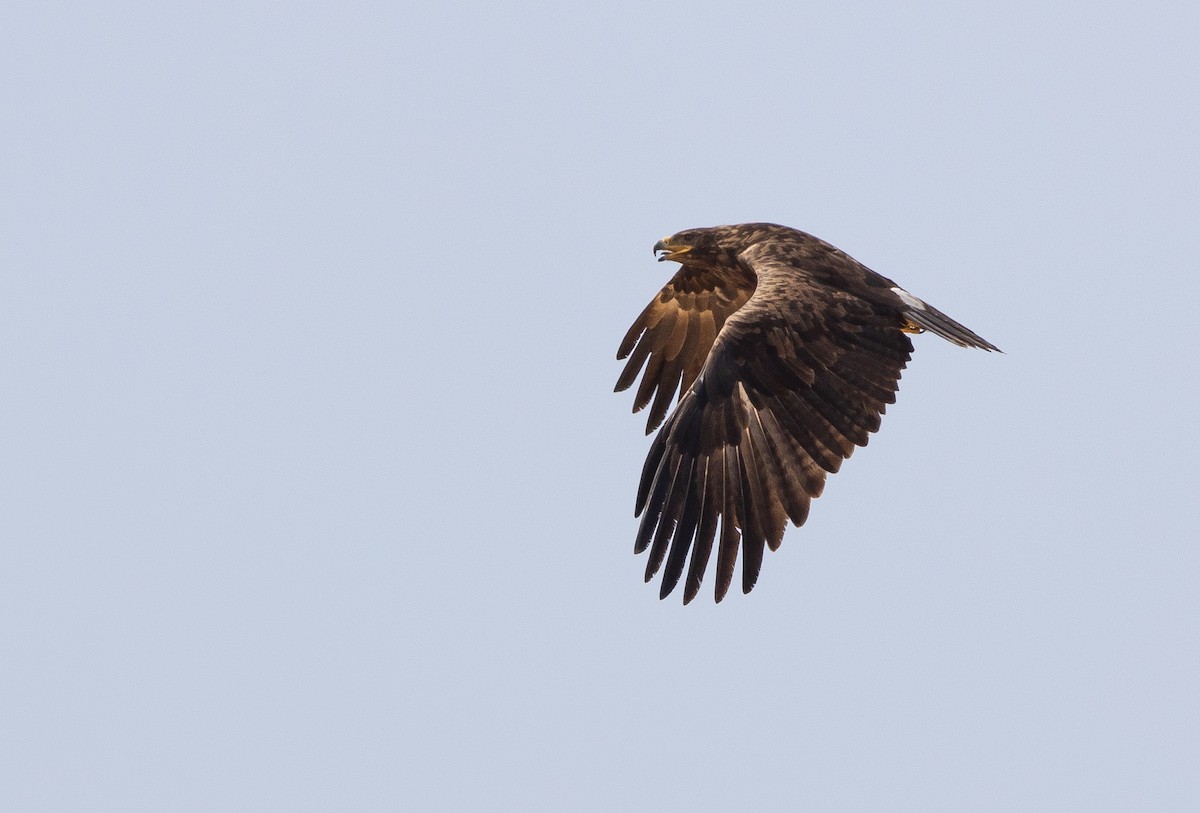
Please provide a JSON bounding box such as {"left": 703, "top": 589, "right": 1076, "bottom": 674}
{"left": 615, "top": 223, "right": 997, "bottom": 603}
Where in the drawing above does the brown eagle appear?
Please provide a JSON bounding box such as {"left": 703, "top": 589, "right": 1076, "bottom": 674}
{"left": 615, "top": 223, "right": 998, "bottom": 603}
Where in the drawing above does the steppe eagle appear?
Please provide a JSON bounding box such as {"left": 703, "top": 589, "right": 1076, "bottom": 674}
{"left": 615, "top": 223, "right": 998, "bottom": 603}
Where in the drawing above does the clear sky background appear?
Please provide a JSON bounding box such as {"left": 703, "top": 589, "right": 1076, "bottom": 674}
{"left": 3, "top": 2, "right": 1198, "bottom": 810}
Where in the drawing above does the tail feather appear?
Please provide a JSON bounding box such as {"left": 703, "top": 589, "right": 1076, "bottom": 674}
{"left": 891, "top": 286, "right": 1000, "bottom": 352}
{"left": 905, "top": 304, "right": 1000, "bottom": 351}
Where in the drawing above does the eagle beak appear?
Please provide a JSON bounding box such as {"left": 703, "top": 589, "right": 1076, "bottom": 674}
{"left": 654, "top": 237, "right": 691, "bottom": 262}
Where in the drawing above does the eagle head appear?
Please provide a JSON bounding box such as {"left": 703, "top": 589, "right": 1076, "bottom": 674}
{"left": 653, "top": 224, "right": 780, "bottom": 268}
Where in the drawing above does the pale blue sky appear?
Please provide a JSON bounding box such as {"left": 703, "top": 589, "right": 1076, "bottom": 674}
{"left": 3, "top": 1, "right": 1198, "bottom": 810}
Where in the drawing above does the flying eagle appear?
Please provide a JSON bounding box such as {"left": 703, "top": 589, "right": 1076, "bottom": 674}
{"left": 615, "top": 223, "right": 998, "bottom": 603}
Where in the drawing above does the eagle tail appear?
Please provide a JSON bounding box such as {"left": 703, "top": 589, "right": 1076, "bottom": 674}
{"left": 891, "top": 286, "right": 1000, "bottom": 352}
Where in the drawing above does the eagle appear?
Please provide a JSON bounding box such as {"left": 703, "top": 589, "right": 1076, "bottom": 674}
{"left": 615, "top": 223, "right": 998, "bottom": 603}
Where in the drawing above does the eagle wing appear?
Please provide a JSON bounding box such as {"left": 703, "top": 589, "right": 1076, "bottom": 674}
{"left": 615, "top": 264, "right": 755, "bottom": 434}
{"left": 631, "top": 246, "right": 914, "bottom": 603}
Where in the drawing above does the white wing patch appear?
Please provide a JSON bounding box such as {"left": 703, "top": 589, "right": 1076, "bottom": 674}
{"left": 891, "top": 286, "right": 927, "bottom": 311}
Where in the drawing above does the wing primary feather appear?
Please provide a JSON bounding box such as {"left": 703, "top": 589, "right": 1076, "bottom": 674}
{"left": 634, "top": 430, "right": 668, "bottom": 516}
{"left": 738, "top": 419, "right": 785, "bottom": 551}
{"left": 714, "top": 448, "right": 741, "bottom": 603}
{"left": 659, "top": 461, "right": 705, "bottom": 599}
{"left": 736, "top": 444, "right": 767, "bottom": 595}
{"left": 616, "top": 315, "right": 648, "bottom": 361}
{"left": 633, "top": 505, "right": 660, "bottom": 557}
{"left": 644, "top": 454, "right": 692, "bottom": 582}
{"left": 632, "top": 351, "right": 666, "bottom": 414}
{"left": 634, "top": 446, "right": 680, "bottom": 555}
{"left": 749, "top": 407, "right": 811, "bottom": 530}
{"left": 756, "top": 407, "right": 823, "bottom": 509}
{"left": 614, "top": 340, "right": 651, "bottom": 393}
{"left": 684, "top": 459, "right": 720, "bottom": 604}
{"left": 645, "top": 360, "right": 684, "bottom": 433}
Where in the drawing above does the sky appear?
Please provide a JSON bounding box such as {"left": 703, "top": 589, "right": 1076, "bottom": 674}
{"left": 3, "top": 1, "right": 1199, "bottom": 810}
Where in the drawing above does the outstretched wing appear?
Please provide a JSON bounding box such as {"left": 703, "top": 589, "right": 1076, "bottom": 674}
{"left": 635, "top": 250, "right": 913, "bottom": 603}
{"left": 615, "top": 264, "right": 755, "bottom": 434}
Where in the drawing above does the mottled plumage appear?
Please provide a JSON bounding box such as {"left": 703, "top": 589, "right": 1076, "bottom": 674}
{"left": 615, "top": 223, "right": 998, "bottom": 603}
